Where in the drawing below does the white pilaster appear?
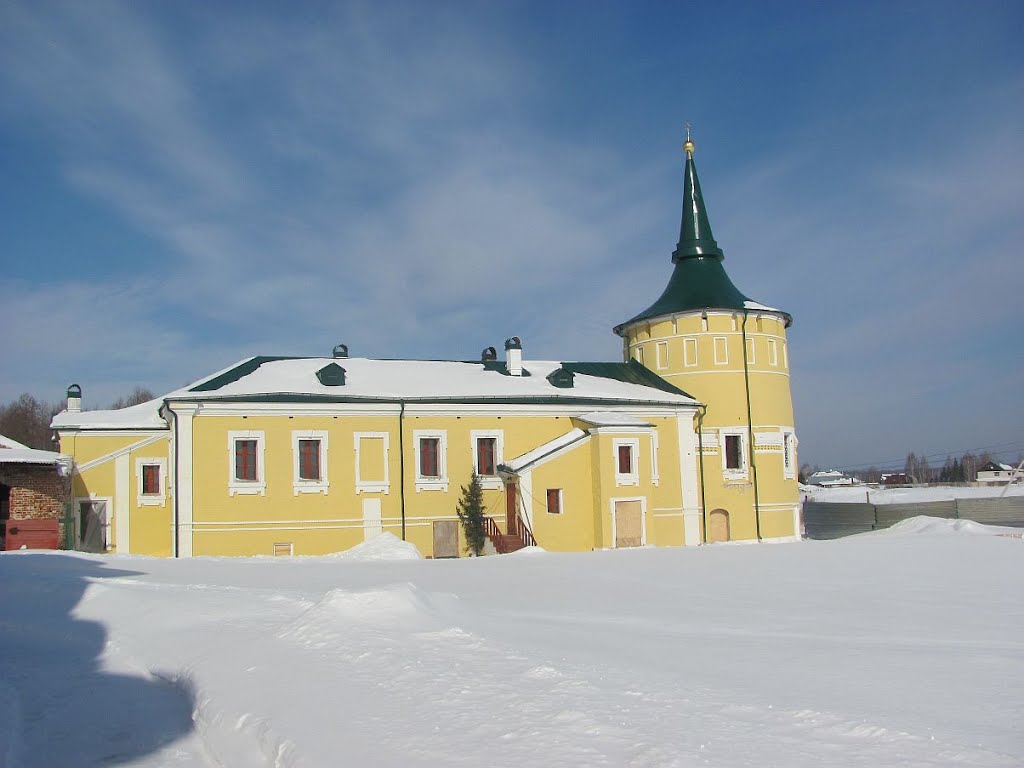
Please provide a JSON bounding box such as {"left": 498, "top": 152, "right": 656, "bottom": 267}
{"left": 677, "top": 411, "right": 702, "bottom": 546}
{"left": 115, "top": 453, "right": 130, "bottom": 553}
{"left": 173, "top": 403, "right": 200, "bottom": 558}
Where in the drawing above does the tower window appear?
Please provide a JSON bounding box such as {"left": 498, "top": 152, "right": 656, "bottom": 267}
{"left": 714, "top": 337, "right": 729, "bottom": 365}
{"left": 720, "top": 430, "right": 748, "bottom": 479}
{"left": 684, "top": 337, "right": 698, "bottom": 367}
{"left": 768, "top": 338, "right": 778, "bottom": 366}
{"left": 656, "top": 341, "right": 669, "bottom": 370}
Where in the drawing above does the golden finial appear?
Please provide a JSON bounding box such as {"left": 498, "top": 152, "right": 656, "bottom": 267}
{"left": 683, "top": 121, "right": 695, "bottom": 157}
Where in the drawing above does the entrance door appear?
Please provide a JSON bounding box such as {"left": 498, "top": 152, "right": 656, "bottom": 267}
{"left": 432, "top": 520, "right": 458, "bottom": 558}
{"left": 78, "top": 500, "right": 108, "bottom": 553}
{"left": 708, "top": 509, "right": 730, "bottom": 542}
{"left": 614, "top": 500, "right": 643, "bottom": 548}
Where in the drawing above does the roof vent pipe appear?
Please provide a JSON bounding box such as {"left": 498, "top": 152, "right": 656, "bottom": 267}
{"left": 66, "top": 384, "right": 82, "bottom": 413}
{"left": 504, "top": 336, "right": 523, "bottom": 376}
{"left": 481, "top": 346, "right": 497, "bottom": 362}
{"left": 333, "top": 344, "right": 349, "bottom": 359}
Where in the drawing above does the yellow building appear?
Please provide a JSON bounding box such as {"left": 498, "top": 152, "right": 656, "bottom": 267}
{"left": 52, "top": 137, "right": 799, "bottom": 557}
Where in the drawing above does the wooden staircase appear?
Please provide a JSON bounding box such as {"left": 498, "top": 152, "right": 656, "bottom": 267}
{"left": 483, "top": 516, "right": 535, "bottom": 554}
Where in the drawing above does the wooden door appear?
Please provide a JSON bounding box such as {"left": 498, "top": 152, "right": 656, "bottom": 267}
{"left": 709, "top": 509, "right": 730, "bottom": 542}
{"left": 505, "top": 483, "right": 518, "bottom": 535}
{"left": 614, "top": 500, "right": 643, "bottom": 548}
{"left": 432, "top": 520, "right": 458, "bottom": 558}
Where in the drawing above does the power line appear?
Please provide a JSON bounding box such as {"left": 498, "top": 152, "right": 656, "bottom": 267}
{"left": 822, "top": 439, "right": 1024, "bottom": 472}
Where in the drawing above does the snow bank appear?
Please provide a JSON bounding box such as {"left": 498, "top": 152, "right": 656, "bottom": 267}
{"left": 858, "top": 515, "right": 1023, "bottom": 538}
{"left": 325, "top": 532, "right": 423, "bottom": 561}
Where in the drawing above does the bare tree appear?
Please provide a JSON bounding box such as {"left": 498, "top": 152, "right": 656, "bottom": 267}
{"left": 109, "top": 386, "right": 155, "bottom": 410}
{"left": 0, "top": 394, "right": 62, "bottom": 450}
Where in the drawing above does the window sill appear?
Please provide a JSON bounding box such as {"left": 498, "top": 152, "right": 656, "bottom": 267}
{"left": 356, "top": 482, "right": 390, "bottom": 494}
{"left": 137, "top": 496, "right": 165, "bottom": 507}
{"left": 229, "top": 482, "right": 266, "bottom": 496}
{"left": 293, "top": 483, "right": 329, "bottom": 496}
{"left": 478, "top": 476, "right": 502, "bottom": 490}
{"left": 615, "top": 475, "right": 640, "bottom": 487}
{"left": 415, "top": 479, "right": 449, "bottom": 493}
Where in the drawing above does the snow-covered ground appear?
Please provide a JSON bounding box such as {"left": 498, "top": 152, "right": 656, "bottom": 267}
{"left": 2, "top": 525, "right": 1022, "bottom": 767}
{"left": 802, "top": 483, "right": 1024, "bottom": 503}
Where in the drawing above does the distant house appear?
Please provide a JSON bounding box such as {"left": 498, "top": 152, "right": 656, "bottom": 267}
{"left": 976, "top": 461, "right": 1020, "bottom": 485}
{"left": 0, "top": 432, "right": 72, "bottom": 549}
{"left": 880, "top": 472, "right": 911, "bottom": 486}
{"left": 806, "top": 469, "right": 857, "bottom": 487}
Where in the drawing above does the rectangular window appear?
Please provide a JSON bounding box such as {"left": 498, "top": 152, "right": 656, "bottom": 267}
{"left": 420, "top": 437, "right": 440, "bottom": 477}
{"left": 655, "top": 341, "right": 669, "bottom": 370}
{"left": 633, "top": 345, "right": 644, "bottom": 365}
{"left": 228, "top": 431, "right": 266, "bottom": 495}
{"left": 618, "top": 444, "right": 632, "bottom": 474}
{"left": 235, "top": 439, "right": 258, "bottom": 481}
{"left": 142, "top": 464, "right": 161, "bottom": 495}
{"left": 136, "top": 458, "right": 167, "bottom": 506}
{"left": 546, "top": 488, "right": 563, "bottom": 515}
{"left": 768, "top": 338, "right": 778, "bottom": 366}
{"left": 298, "top": 439, "right": 321, "bottom": 480}
{"left": 614, "top": 439, "right": 640, "bottom": 486}
{"left": 684, "top": 337, "right": 698, "bottom": 367}
{"left": 714, "top": 336, "right": 729, "bottom": 365}
{"left": 724, "top": 434, "right": 742, "bottom": 470}
{"left": 477, "top": 437, "right": 496, "bottom": 476}
{"left": 746, "top": 337, "right": 756, "bottom": 364}
{"left": 414, "top": 431, "right": 448, "bottom": 491}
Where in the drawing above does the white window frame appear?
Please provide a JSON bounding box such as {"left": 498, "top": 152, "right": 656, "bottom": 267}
{"left": 633, "top": 345, "right": 644, "bottom": 365}
{"left": 649, "top": 431, "right": 660, "bottom": 486}
{"left": 292, "top": 430, "right": 329, "bottom": 495}
{"left": 746, "top": 337, "right": 756, "bottom": 364}
{"left": 545, "top": 487, "right": 564, "bottom": 515}
{"left": 655, "top": 341, "right": 669, "bottom": 370}
{"left": 470, "top": 430, "right": 504, "bottom": 490}
{"left": 135, "top": 458, "right": 167, "bottom": 507}
{"left": 613, "top": 438, "right": 640, "bottom": 487}
{"left": 228, "top": 430, "right": 266, "bottom": 496}
{"left": 714, "top": 336, "right": 729, "bottom": 365}
{"left": 783, "top": 341, "right": 789, "bottom": 369}
{"left": 720, "top": 428, "right": 749, "bottom": 480}
{"left": 768, "top": 338, "right": 778, "bottom": 366}
{"left": 683, "top": 337, "right": 698, "bottom": 367}
{"left": 782, "top": 430, "right": 797, "bottom": 480}
{"left": 353, "top": 432, "right": 390, "bottom": 494}
{"left": 414, "top": 430, "right": 448, "bottom": 492}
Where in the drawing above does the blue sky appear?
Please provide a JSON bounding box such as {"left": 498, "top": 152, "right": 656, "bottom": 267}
{"left": 1, "top": 0, "right": 1021, "bottom": 470}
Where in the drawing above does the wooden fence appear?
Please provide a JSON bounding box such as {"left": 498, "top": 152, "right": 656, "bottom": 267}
{"left": 803, "top": 497, "right": 1024, "bottom": 540}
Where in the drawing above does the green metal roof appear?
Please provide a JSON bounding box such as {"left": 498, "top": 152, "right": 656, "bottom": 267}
{"left": 615, "top": 144, "right": 789, "bottom": 333}
{"left": 190, "top": 356, "right": 300, "bottom": 392}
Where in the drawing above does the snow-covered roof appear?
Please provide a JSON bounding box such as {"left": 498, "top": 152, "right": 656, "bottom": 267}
{"left": 51, "top": 398, "right": 167, "bottom": 431}
{"left": 0, "top": 433, "right": 29, "bottom": 450}
{"left": 178, "top": 357, "right": 697, "bottom": 406}
{"left": 743, "top": 300, "right": 782, "bottom": 313}
{"left": 501, "top": 428, "right": 588, "bottom": 473}
{"left": 0, "top": 447, "right": 71, "bottom": 466}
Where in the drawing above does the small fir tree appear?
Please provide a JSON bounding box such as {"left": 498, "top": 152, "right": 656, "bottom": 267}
{"left": 456, "top": 472, "right": 487, "bottom": 556}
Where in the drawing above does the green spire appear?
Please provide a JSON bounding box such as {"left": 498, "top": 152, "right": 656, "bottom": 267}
{"left": 672, "top": 136, "right": 724, "bottom": 262}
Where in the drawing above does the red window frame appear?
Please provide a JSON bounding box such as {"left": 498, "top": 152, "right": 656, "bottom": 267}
{"left": 141, "top": 464, "right": 160, "bottom": 495}
{"left": 420, "top": 437, "right": 440, "bottom": 478}
{"left": 235, "top": 439, "right": 258, "bottom": 481}
{"left": 546, "top": 488, "right": 562, "bottom": 515}
{"left": 724, "top": 434, "right": 742, "bottom": 470}
{"left": 299, "top": 439, "right": 321, "bottom": 481}
{"left": 617, "top": 444, "right": 633, "bottom": 475}
{"left": 477, "top": 437, "right": 496, "bottom": 476}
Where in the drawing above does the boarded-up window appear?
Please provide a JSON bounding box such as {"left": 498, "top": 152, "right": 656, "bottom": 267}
{"left": 235, "top": 440, "right": 258, "bottom": 481}
{"left": 141, "top": 464, "right": 161, "bottom": 495}
{"left": 546, "top": 488, "right": 562, "bottom": 515}
{"left": 298, "top": 439, "right": 321, "bottom": 481}
{"left": 359, "top": 437, "right": 386, "bottom": 483}
{"left": 420, "top": 437, "right": 440, "bottom": 478}
{"left": 477, "top": 437, "right": 496, "bottom": 476}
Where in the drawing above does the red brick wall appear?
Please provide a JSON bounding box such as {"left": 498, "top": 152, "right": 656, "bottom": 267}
{"left": 0, "top": 463, "right": 71, "bottom": 548}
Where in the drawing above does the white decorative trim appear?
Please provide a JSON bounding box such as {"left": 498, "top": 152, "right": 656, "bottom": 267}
{"left": 292, "top": 430, "right": 329, "bottom": 495}
{"left": 754, "top": 431, "right": 783, "bottom": 449}
{"left": 545, "top": 487, "right": 564, "bottom": 515}
{"left": 613, "top": 438, "right": 640, "bottom": 486}
{"left": 413, "top": 430, "right": 448, "bottom": 492}
{"left": 676, "top": 415, "right": 701, "bottom": 546}
{"left": 782, "top": 430, "right": 797, "bottom": 479}
{"left": 74, "top": 433, "right": 166, "bottom": 473}
{"left": 683, "top": 337, "right": 698, "bottom": 367}
{"left": 470, "top": 429, "right": 504, "bottom": 489}
{"left": 362, "top": 498, "right": 383, "bottom": 539}
{"left": 172, "top": 403, "right": 199, "bottom": 558}
{"left": 713, "top": 336, "right": 729, "bottom": 365}
{"left": 135, "top": 457, "right": 167, "bottom": 507}
{"left": 228, "top": 430, "right": 266, "bottom": 496}
{"left": 655, "top": 340, "right": 669, "bottom": 370}
{"left": 767, "top": 338, "right": 778, "bottom": 366}
{"left": 354, "top": 432, "right": 390, "bottom": 494}
{"left": 649, "top": 431, "right": 660, "bottom": 486}
{"left": 610, "top": 496, "right": 647, "bottom": 547}
{"left": 746, "top": 337, "right": 756, "bottom": 364}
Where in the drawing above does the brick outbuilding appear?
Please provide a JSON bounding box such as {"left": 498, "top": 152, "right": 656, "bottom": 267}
{"left": 0, "top": 433, "right": 71, "bottom": 549}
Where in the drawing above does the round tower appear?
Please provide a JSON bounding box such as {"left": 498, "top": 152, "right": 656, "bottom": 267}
{"left": 614, "top": 135, "right": 799, "bottom": 543}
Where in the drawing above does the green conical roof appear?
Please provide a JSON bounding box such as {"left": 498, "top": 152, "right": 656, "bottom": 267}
{"left": 614, "top": 140, "right": 789, "bottom": 333}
